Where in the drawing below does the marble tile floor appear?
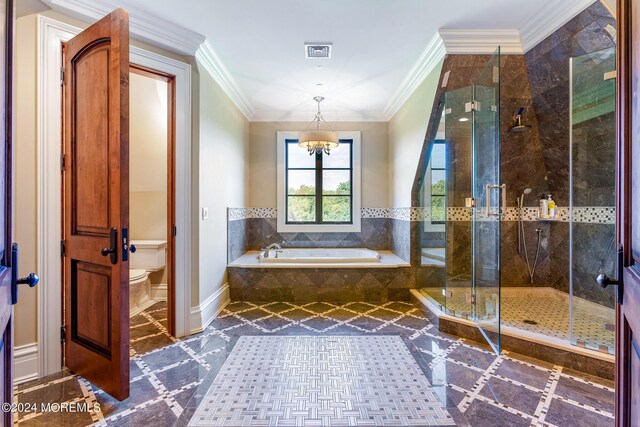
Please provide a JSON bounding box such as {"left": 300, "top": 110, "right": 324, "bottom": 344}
{"left": 13, "top": 300, "right": 614, "bottom": 426}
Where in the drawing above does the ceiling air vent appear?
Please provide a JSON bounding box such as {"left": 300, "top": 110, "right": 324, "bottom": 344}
{"left": 305, "top": 43, "right": 332, "bottom": 59}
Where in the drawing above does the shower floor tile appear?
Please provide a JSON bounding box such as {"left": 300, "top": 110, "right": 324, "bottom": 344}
{"left": 420, "top": 287, "right": 615, "bottom": 354}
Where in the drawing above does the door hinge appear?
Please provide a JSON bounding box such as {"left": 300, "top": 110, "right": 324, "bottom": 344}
{"left": 60, "top": 325, "right": 66, "bottom": 342}
{"left": 172, "top": 225, "right": 177, "bottom": 237}
{"left": 60, "top": 153, "right": 66, "bottom": 172}
{"left": 60, "top": 66, "right": 65, "bottom": 86}
{"left": 60, "top": 240, "right": 66, "bottom": 257}
{"left": 465, "top": 101, "right": 481, "bottom": 112}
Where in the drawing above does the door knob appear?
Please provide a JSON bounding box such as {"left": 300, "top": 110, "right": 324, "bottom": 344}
{"left": 11, "top": 243, "right": 40, "bottom": 305}
{"left": 130, "top": 244, "right": 136, "bottom": 253}
{"left": 100, "top": 227, "right": 118, "bottom": 265}
{"left": 595, "top": 245, "right": 624, "bottom": 304}
{"left": 17, "top": 273, "right": 39, "bottom": 288}
{"left": 596, "top": 273, "right": 619, "bottom": 288}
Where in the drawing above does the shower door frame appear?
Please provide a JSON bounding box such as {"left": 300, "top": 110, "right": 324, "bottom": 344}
{"left": 470, "top": 60, "right": 502, "bottom": 355}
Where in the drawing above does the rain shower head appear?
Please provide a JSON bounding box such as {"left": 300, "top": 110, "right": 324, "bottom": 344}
{"left": 510, "top": 107, "right": 532, "bottom": 132}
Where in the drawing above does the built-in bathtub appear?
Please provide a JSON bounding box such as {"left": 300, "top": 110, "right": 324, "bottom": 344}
{"left": 227, "top": 249, "right": 413, "bottom": 303}
{"left": 258, "top": 248, "right": 381, "bottom": 264}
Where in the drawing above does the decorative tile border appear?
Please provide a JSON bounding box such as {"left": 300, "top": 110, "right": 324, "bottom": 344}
{"left": 361, "top": 208, "right": 391, "bottom": 218}
{"left": 446, "top": 206, "right": 613, "bottom": 224}
{"left": 573, "top": 207, "right": 616, "bottom": 224}
{"left": 228, "top": 206, "right": 615, "bottom": 224}
{"left": 228, "top": 207, "right": 277, "bottom": 221}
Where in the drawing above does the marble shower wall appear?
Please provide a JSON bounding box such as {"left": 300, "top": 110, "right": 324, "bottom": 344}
{"left": 525, "top": 1, "right": 616, "bottom": 206}
{"left": 412, "top": 1, "right": 617, "bottom": 307}
{"left": 523, "top": 0, "right": 616, "bottom": 305}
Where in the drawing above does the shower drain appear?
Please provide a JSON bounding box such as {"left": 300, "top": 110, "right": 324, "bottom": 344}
{"left": 523, "top": 319, "right": 538, "bottom": 325}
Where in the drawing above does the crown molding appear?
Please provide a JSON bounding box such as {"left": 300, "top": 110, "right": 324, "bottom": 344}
{"left": 250, "top": 112, "right": 388, "bottom": 122}
{"left": 383, "top": 34, "right": 446, "bottom": 121}
{"left": 438, "top": 29, "right": 523, "bottom": 54}
{"left": 41, "top": 0, "right": 205, "bottom": 55}
{"left": 519, "top": 0, "right": 595, "bottom": 52}
{"left": 195, "top": 42, "right": 254, "bottom": 120}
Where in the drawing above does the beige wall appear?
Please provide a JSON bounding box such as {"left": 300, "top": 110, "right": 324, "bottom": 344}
{"left": 194, "top": 60, "right": 250, "bottom": 306}
{"left": 248, "top": 121, "right": 388, "bottom": 208}
{"left": 388, "top": 60, "right": 443, "bottom": 207}
{"left": 130, "top": 72, "right": 168, "bottom": 243}
{"left": 14, "top": 14, "right": 38, "bottom": 347}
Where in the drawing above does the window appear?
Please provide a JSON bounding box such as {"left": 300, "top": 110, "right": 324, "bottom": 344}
{"left": 277, "top": 131, "right": 361, "bottom": 232}
{"left": 286, "top": 139, "right": 353, "bottom": 224}
{"left": 429, "top": 141, "right": 446, "bottom": 223}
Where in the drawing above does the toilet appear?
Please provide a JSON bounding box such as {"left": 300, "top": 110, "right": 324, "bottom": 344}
{"left": 129, "top": 240, "right": 167, "bottom": 317}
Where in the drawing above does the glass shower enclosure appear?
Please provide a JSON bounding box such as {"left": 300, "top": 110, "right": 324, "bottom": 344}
{"left": 569, "top": 47, "right": 617, "bottom": 354}
{"left": 418, "top": 46, "right": 617, "bottom": 357}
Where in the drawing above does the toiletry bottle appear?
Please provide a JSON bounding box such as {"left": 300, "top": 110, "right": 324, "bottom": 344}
{"left": 547, "top": 195, "right": 556, "bottom": 219}
{"left": 539, "top": 195, "right": 548, "bottom": 219}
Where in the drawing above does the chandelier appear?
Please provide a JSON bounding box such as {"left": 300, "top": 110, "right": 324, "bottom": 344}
{"left": 298, "top": 96, "right": 339, "bottom": 155}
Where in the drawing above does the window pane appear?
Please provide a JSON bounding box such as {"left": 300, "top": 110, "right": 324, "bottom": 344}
{"left": 288, "top": 196, "right": 315, "bottom": 222}
{"left": 322, "top": 141, "right": 351, "bottom": 168}
{"left": 323, "top": 170, "right": 351, "bottom": 195}
{"left": 322, "top": 196, "right": 351, "bottom": 222}
{"left": 431, "top": 170, "right": 445, "bottom": 195}
{"left": 431, "top": 143, "right": 446, "bottom": 169}
{"left": 432, "top": 196, "right": 445, "bottom": 222}
{"left": 287, "top": 140, "right": 315, "bottom": 168}
{"left": 287, "top": 170, "right": 316, "bottom": 195}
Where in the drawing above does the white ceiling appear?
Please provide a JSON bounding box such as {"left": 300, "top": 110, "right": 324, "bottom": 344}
{"left": 43, "top": 0, "right": 603, "bottom": 121}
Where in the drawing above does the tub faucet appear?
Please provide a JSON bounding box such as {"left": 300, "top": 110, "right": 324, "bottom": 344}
{"left": 261, "top": 242, "right": 282, "bottom": 258}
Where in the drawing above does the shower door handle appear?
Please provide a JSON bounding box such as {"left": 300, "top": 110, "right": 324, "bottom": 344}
{"left": 485, "top": 184, "right": 506, "bottom": 217}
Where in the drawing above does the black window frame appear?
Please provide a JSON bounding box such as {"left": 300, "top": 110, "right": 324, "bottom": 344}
{"left": 430, "top": 140, "right": 446, "bottom": 224}
{"left": 285, "top": 139, "right": 354, "bottom": 225}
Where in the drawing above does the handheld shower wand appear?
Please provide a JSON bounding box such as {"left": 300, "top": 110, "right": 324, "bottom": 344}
{"left": 517, "top": 188, "right": 532, "bottom": 253}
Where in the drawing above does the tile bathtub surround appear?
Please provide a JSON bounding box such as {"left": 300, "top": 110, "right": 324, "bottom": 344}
{"left": 227, "top": 207, "right": 428, "bottom": 266}
{"left": 16, "top": 300, "right": 615, "bottom": 427}
{"left": 228, "top": 266, "right": 416, "bottom": 303}
{"left": 188, "top": 336, "right": 455, "bottom": 426}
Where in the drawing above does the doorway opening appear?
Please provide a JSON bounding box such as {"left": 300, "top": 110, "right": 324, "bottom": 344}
{"left": 128, "top": 65, "right": 176, "bottom": 339}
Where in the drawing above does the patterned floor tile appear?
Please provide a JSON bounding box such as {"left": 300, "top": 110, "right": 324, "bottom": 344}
{"left": 14, "top": 301, "right": 615, "bottom": 427}
{"left": 188, "top": 336, "right": 455, "bottom": 426}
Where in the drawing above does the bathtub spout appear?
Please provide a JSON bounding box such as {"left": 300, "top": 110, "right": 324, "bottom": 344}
{"left": 261, "top": 242, "right": 282, "bottom": 258}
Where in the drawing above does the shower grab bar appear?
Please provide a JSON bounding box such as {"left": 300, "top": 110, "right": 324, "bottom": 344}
{"left": 485, "top": 184, "right": 506, "bottom": 217}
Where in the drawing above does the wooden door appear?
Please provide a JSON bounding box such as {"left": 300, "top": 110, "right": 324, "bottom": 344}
{"left": 62, "top": 9, "right": 130, "bottom": 401}
{"left": 0, "top": 0, "right": 13, "bottom": 424}
{"left": 616, "top": 0, "right": 640, "bottom": 424}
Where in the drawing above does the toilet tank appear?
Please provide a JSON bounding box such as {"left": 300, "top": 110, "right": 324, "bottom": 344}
{"left": 130, "top": 240, "right": 167, "bottom": 271}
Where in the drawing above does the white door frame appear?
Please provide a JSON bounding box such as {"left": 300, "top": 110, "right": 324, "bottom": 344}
{"left": 37, "top": 15, "right": 193, "bottom": 377}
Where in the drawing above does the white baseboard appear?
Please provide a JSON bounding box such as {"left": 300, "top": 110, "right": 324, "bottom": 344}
{"left": 151, "top": 283, "right": 168, "bottom": 301}
{"left": 190, "top": 283, "right": 230, "bottom": 334}
{"left": 14, "top": 343, "right": 39, "bottom": 385}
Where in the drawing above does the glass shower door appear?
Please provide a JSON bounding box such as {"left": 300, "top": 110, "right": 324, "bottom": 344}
{"left": 472, "top": 48, "right": 501, "bottom": 353}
